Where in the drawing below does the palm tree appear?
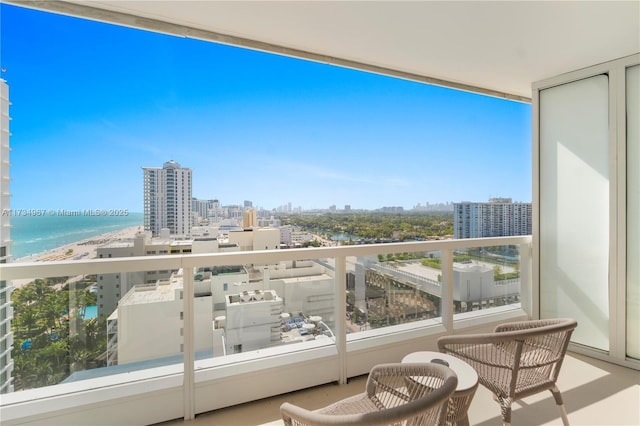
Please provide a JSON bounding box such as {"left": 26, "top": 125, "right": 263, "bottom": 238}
{"left": 70, "top": 348, "right": 93, "bottom": 372}
{"left": 43, "top": 339, "right": 69, "bottom": 372}
{"left": 16, "top": 306, "right": 38, "bottom": 338}
{"left": 34, "top": 358, "right": 55, "bottom": 387}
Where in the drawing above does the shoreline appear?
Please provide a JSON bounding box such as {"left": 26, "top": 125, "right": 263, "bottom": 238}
{"left": 10, "top": 225, "right": 143, "bottom": 288}
{"left": 14, "top": 225, "right": 143, "bottom": 263}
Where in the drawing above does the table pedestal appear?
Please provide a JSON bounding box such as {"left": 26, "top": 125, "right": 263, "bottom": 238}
{"left": 402, "top": 351, "right": 479, "bottom": 426}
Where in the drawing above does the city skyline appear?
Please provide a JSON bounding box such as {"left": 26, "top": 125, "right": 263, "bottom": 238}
{"left": 1, "top": 4, "right": 532, "bottom": 213}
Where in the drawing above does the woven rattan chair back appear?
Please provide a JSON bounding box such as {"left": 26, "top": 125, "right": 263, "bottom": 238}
{"left": 280, "top": 362, "right": 458, "bottom": 426}
{"left": 438, "top": 318, "right": 577, "bottom": 426}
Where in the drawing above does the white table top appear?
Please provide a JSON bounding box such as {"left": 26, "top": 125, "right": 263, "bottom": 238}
{"left": 402, "top": 351, "right": 478, "bottom": 391}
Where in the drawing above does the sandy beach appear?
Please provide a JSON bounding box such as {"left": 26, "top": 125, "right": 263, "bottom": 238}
{"left": 14, "top": 225, "right": 143, "bottom": 263}
{"left": 10, "top": 225, "right": 143, "bottom": 288}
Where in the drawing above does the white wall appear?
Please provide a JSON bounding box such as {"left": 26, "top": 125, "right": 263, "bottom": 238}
{"left": 253, "top": 228, "right": 280, "bottom": 250}
{"left": 228, "top": 230, "right": 253, "bottom": 251}
{"left": 225, "top": 291, "right": 282, "bottom": 353}
{"left": 117, "top": 288, "right": 213, "bottom": 364}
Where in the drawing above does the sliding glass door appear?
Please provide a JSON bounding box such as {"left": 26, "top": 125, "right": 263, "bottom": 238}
{"left": 536, "top": 54, "right": 640, "bottom": 365}
{"left": 539, "top": 75, "right": 610, "bottom": 351}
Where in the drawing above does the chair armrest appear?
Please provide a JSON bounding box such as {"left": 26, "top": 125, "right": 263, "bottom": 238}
{"left": 281, "top": 401, "right": 368, "bottom": 426}
{"left": 280, "top": 402, "right": 320, "bottom": 426}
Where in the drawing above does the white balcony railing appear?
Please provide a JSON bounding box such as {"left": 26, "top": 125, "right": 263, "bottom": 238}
{"left": 0, "top": 235, "right": 531, "bottom": 425}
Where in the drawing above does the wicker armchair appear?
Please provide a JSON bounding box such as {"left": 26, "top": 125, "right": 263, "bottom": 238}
{"left": 437, "top": 318, "right": 577, "bottom": 426}
{"left": 280, "top": 363, "right": 458, "bottom": 426}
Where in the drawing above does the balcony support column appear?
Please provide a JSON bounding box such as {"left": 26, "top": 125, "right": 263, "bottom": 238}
{"left": 335, "top": 255, "right": 347, "bottom": 384}
{"left": 182, "top": 266, "right": 195, "bottom": 420}
{"left": 519, "top": 241, "right": 533, "bottom": 317}
{"left": 441, "top": 248, "right": 454, "bottom": 333}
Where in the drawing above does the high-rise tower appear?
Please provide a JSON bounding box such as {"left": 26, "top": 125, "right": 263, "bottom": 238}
{"left": 0, "top": 79, "right": 14, "bottom": 394}
{"left": 453, "top": 198, "right": 532, "bottom": 239}
{"left": 143, "top": 160, "right": 192, "bottom": 237}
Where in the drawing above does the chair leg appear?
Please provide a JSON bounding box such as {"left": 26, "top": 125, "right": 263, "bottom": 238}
{"left": 456, "top": 414, "right": 470, "bottom": 426}
{"left": 494, "top": 395, "right": 512, "bottom": 426}
{"left": 550, "top": 385, "right": 570, "bottom": 426}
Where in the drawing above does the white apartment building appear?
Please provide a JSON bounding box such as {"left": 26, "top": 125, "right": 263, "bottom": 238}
{"left": 143, "top": 160, "right": 192, "bottom": 237}
{"left": 107, "top": 270, "right": 214, "bottom": 366}
{"left": 0, "top": 79, "right": 13, "bottom": 394}
{"left": 453, "top": 198, "right": 532, "bottom": 239}
{"left": 279, "top": 225, "right": 292, "bottom": 245}
{"left": 290, "top": 231, "right": 313, "bottom": 246}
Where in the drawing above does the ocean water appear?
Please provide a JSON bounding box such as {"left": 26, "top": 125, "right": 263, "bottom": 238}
{"left": 9, "top": 213, "right": 143, "bottom": 260}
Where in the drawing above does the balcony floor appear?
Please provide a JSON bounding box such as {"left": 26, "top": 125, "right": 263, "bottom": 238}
{"left": 163, "top": 352, "right": 639, "bottom": 426}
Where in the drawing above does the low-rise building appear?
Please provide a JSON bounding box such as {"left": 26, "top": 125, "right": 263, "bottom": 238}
{"left": 107, "top": 269, "right": 213, "bottom": 366}
{"left": 107, "top": 259, "right": 337, "bottom": 364}
{"left": 224, "top": 289, "right": 283, "bottom": 354}
{"left": 228, "top": 228, "right": 279, "bottom": 251}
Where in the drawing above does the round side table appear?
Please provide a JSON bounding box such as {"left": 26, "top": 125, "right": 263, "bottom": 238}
{"left": 402, "top": 351, "right": 479, "bottom": 426}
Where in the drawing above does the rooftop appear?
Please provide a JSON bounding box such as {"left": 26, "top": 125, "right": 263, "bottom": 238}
{"left": 119, "top": 279, "right": 179, "bottom": 305}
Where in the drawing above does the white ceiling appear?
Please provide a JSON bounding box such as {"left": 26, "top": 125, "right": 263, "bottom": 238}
{"left": 15, "top": 1, "right": 640, "bottom": 100}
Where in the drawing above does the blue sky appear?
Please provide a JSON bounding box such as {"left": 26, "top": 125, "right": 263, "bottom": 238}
{"left": 1, "top": 4, "right": 531, "bottom": 212}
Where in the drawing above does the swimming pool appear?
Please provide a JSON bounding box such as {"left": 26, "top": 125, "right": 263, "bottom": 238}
{"left": 83, "top": 305, "right": 98, "bottom": 320}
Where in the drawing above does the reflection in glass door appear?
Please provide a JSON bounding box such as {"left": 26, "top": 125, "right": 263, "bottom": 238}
{"left": 627, "top": 64, "right": 639, "bottom": 360}
{"left": 539, "top": 75, "right": 610, "bottom": 351}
